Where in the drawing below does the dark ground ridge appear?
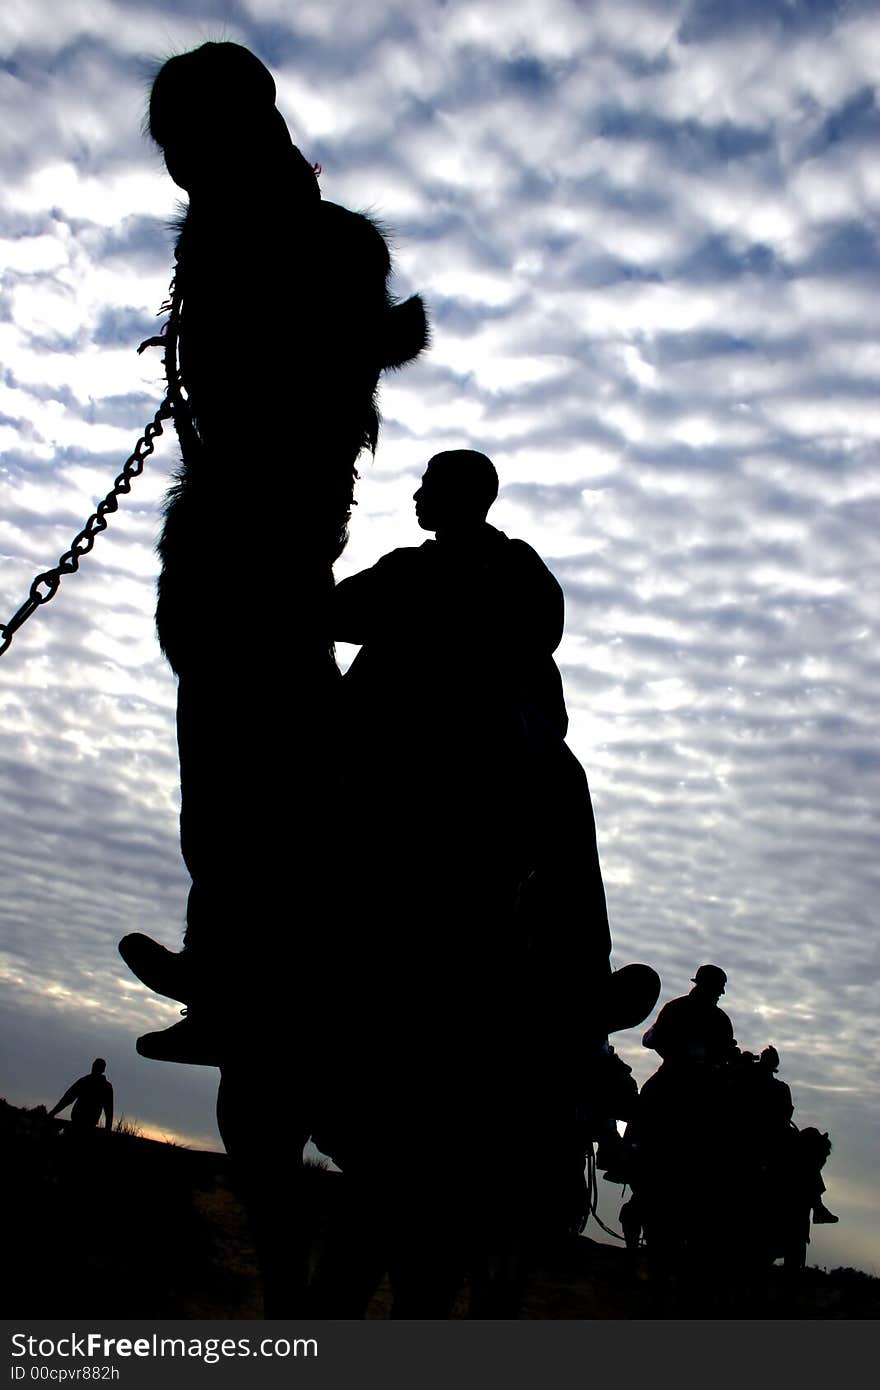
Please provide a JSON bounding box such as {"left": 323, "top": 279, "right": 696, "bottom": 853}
{"left": 4, "top": 1099, "right": 877, "bottom": 1320}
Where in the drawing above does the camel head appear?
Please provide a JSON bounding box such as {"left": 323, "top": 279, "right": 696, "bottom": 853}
{"left": 148, "top": 41, "right": 320, "bottom": 204}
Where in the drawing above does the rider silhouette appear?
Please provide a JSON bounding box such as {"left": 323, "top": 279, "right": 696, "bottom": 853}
{"left": 753, "top": 1045, "right": 794, "bottom": 1129}
{"left": 335, "top": 449, "right": 568, "bottom": 746}
{"left": 753, "top": 1047, "right": 838, "bottom": 1226}
{"left": 310, "top": 450, "right": 656, "bottom": 1311}
{"left": 334, "top": 450, "right": 662, "bottom": 1045}
{"left": 642, "top": 964, "right": 737, "bottom": 1067}
{"left": 334, "top": 448, "right": 612, "bottom": 995}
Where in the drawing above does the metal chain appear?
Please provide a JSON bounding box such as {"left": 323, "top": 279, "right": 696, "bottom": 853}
{"left": 0, "top": 398, "right": 173, "bottom": 658}
{"left": 0, "top": 278, "right": 182, "bottom": 659}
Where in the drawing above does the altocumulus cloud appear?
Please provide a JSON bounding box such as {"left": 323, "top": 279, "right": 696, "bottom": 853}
{"left": 1, "top": 0, "right": 878, "bottom": 1272}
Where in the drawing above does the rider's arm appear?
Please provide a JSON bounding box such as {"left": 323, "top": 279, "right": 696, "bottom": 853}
{"left": 333, "top": 552, "right": 406, "bottom": 645}
{"left": 506, "top": 541, "right": 564, "bottom": 653}
{"left": 333, "top": 567, "right": 381, "bottom": 644}
{"left": 642, "top": 1000, "right": 679, "bottom": 1058}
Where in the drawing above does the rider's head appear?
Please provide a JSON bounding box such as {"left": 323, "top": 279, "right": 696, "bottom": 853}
{"left": 690, "top": 964, "right": 727, "bottom": 999}
{"left": 413, "top": 450, "right": 499, "bottom": 534}
{"left": 760, "top": 1045, "right": 780, "bottom": 1072}
{"left": 91, "top": 1058, "right": 107, "bottom": 1074}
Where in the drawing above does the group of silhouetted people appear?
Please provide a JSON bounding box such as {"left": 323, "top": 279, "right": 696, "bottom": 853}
{"left": 113, "top": 38, "right": 630, "bottom": 1308}
{"left": 599, "top": 965, "right": 837, "bottom": 1289}
{"left": 103, "top": 41, "right": 839, "bottom": 1317}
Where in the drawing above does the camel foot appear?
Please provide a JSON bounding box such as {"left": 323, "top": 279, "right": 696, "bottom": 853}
{"left": 812, "top": 1203, "right": 839, "bottom": 1224}
{"left": 604, "top": 963, "right": 661, "bottom": 1034}
{"left": 119, "top": 933, "right": 192, "bottom": 1003}
{"left": 136, "top": 1013, "right": 221, "bottom": 1066}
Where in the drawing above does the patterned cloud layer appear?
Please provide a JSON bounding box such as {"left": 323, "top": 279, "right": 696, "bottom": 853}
{"left": 1, "top": 0, "right": 878, "bottom": 1272}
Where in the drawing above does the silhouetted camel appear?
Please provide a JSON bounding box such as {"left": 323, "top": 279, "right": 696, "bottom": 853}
{"left": 120, "top": 40, "right": 428, "bottom": 1312}
{"left": 623, "top": 1041, "right": 838, "bottom": 1309}
{"left": 122, "top": 43, "right": 645, "bottom": 1318}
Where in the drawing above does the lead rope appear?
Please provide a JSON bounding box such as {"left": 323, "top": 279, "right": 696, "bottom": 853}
{"left": 583, "top": 1145, "right": 627, "bottom": 1242}
{"left": 0, "top": 274, "right": 183, "bottom": 658}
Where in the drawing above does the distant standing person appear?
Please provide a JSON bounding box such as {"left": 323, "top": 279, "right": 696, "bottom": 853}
{"left": 48, "top": 1058, "right": 114, "bottom": 1131}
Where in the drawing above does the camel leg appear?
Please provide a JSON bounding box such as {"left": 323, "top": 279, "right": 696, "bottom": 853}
{"left": 305, "top": 1160, "right": 389, "bottom": 1318}
{"left": 217, "top": 1059, "right": 312, "bottom": 1317}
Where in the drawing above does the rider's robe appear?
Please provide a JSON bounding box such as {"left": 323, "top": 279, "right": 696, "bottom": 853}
{"left": 333, "top": 522, "right": 610, "bottom": 971}
{"left": 325, "top": 525, "right": 612, "bottom": 1232}
{"left": 642, "top": 991, "right": 737, "bottom": 1066}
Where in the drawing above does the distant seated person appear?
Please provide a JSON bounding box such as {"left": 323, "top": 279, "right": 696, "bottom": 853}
{"left": 48, "top": 1058, "right": 114, "bottom": 1131}
{"left": 755, "top": 1045, "right": 794, "bottom": 1130}
{"left": 805, "top": 1129, "right": 839, "bottom": 1226}
{"left": 642, "top": 964, "right": 737, "bottom": 1068}
{"left": 750, "top": 1047, "right": 836, "bottom": 1223}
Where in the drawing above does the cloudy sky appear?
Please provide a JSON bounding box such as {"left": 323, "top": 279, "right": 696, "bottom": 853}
{"left": 1, "top": 0, "right": 878, "bottom": 1279}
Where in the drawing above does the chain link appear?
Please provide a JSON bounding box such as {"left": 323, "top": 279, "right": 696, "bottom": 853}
{"left": 1, "top": 275, "right": 182, "bottom": 659}
{"left": 0, "top": 399, "right": 173, "bottom": 658}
